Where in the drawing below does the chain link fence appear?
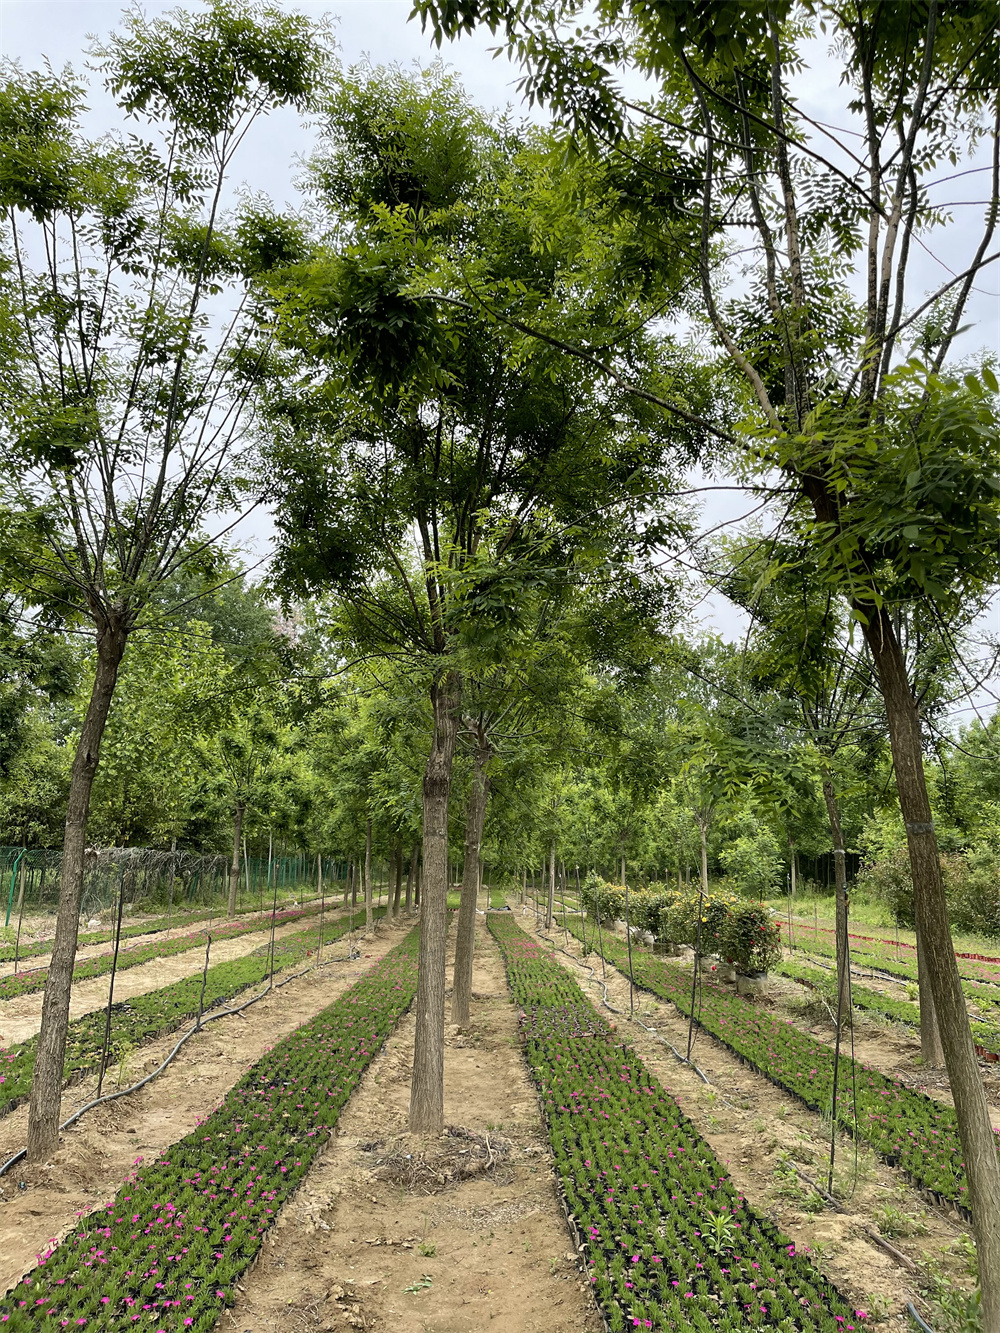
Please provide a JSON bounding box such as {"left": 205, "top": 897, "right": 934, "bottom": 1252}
{"left": 0, "top": 846, "right": 337, "bottom": 928}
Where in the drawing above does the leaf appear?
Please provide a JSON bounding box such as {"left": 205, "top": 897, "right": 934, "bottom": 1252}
{"left": 983, "top": 366, "right": 998, "bottom": 393}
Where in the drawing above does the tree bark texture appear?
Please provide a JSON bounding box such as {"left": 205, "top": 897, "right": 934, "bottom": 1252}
{"left": 697, "top": 820, "right": 709, "bottom": 896}
{"left": 409, "top": 671, "right": 461, "bottom": 1134}
{"left": 915, "top": 925, "right": 945, "bottom": 1065}
{"left": 227, "top": 801, "right": 245, "bottom": 919}
{"left": 863, "top": 605, "right": 1000, "bottom": 1324}
{"left": 26, "top": 621, "right": 128, "bottom": 1162}
{"left": 364, "top": 818, "right": 373, "bottom": 931}
{"left": 820, "top": 778, "right": 851, "bottom": 1024}
{"left": 452, "top": 733, "right": 490, "bottom": 1026}
{"left": 788, "top": 839, "right": 796, "bottom": 898}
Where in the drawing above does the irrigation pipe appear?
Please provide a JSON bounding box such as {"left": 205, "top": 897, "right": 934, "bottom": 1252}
{"left": 906, "top": 1303, "right": 936, "bottom": 1333}
{"left": 0, "top": 939, "right": 364, "bottom": 1181}
{"left": 535, "top": 925, "right": 720, "bottom": 1091}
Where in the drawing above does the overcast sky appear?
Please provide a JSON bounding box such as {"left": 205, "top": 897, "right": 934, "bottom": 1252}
{"left": 1, "top": 1, "right": 996, "bottom": 721}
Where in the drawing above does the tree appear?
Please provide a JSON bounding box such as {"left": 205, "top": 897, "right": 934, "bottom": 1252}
{"left": 415, "top": 2, "right": 1000, "bottom": 1313}
{"left": 0, "top": 1, "right": 329, "bottom": 1162}
{"left": 258, "top": 64, "right": 694, "bottom": 1133}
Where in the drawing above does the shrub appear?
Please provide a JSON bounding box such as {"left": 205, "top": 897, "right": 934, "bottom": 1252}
{"left": 944, "top": 847, "right": 1000, "bottom": 939}
{"left": 719, "top": 899, "right": 783, "bottom": 974}
{"left": 855, "top": 843, "right": 914, "bottom": 925}
{"left": 580, "top": 872, "right": 625, "bottom": 924}
{"left": 858, "top": 842, "right": 1000, "bottom": 939}
{"left": 718, "top": 826, "right": 785, "bottom": 897}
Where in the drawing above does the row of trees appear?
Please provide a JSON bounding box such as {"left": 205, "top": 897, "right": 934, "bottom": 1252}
{"left": 1, "top": 1, "right": 998, "bottom": 1317}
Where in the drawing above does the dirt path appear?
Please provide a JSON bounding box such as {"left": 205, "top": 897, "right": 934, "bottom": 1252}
{"left": 771, "top": 951, "right": 1000, "bottom": 1121}
{"left": 0, "top": 900, "right": 335, "bottom": 982}
{"left": 0, "top": 917, "right": 411, "bottom": 1296}
{"left": 0, "top": 912, "right": 337, "bottom": 1048}
{"left": 529, "top": 911, "right": 977, "bottom": 1330}
{"left": 227, "top": 915, "right": 603, "bottom": 1333}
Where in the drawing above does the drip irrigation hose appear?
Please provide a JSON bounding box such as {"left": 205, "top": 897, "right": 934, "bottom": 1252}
{"left": 906, "top": 1304, "right": 936, "bottom": 1333}
{"left": 534, "top": 925, "right": 721, "bottom": 1091}
{"left": 0, "top": 939, "right": 364, "bottom": 1181}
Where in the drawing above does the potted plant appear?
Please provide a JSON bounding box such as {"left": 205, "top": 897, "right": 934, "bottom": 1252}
{"left": 719, "top": 900, "right": 782, "bottom": 995}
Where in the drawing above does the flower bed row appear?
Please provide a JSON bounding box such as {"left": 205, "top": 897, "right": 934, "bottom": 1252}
{"left": 567, "top": 917, "right": 998, "bottom": 1214}
{"left": 0, "top": 908, "right": 384, "bottom": 1119}
{"left": 776, "top": 952, "right": 1000, "bottom": 1062}
{"left": 489, "top": 914, "right": 863, "bottom": 1332}
{"left": 0, "top": 925, "right": 419, "bottom": 1330}
{"left": 780, "top": 920, "right": 1000, "bottom": 989}
{"left": 0, "top": 900, "right": 315, "bottom": 967}
{"left": 0, "top": 902, "right": 333, "bottom": 1002}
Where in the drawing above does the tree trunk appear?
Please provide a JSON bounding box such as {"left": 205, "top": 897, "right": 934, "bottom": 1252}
{"left": 788, "top": 838, "right": 796, "bottom": 898}
{"left": 452, "top": 733, "right": 490, "bottom": 1026}
{"left": 364, "top": 818, "right": 373, "bottom": 931}
{"left": 415, "top": 854, "right": 421, "bottom": 909}
{"left": 863, "top": 604, "right": 1000, "bottom": 1325}
{"left": 392, "top": 843, "right": 403, "bottom": 917}
{"left": 521, "top": 867, "right": 526, "bottom": 905}
{"left": 227, "top": 801, "right": 244, "bottom": 918}
{"left": 916, "top": 923, "right": 945, "bottom": 1065}
{"left": 26, "top": 621, "right": 128, "bottom": 1162}
{"left": 620, "top": 854, "right": 626, "bottom": 886}
{"left": 698, "top": 821, "right": 708, "bottom": 896}
{"left": 820, "top": 778, "right": 851, "bottom": 1024}
{"left": 410, "top": 670, "right": 461, "bottom": 1134}
{"left": 546, "top": 840, "right": 556, "bottom": 929}
{"left": 406, "top": 841, "right": 417, "bottom": 912}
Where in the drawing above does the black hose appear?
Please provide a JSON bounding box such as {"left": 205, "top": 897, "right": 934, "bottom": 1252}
{"left": 906, "top": 1302, "right": 936, "bottom": 1333}
{"left": 0, "top": 941, "right": 362, "bottom": 1180}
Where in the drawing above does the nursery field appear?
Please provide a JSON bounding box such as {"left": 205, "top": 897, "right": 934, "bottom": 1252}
{"left": 4, "top": 900, "right": 987, "bottom": 1332}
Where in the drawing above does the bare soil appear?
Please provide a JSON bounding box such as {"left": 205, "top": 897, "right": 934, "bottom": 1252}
{"left": 533, "top": 911, "right": 978, "bottom": 1330}
{"left": 226, "top": 916, "right": 604, "bottom": 1333}
{"left": 0, "top": 912, "right": 334, "bottom": 1048}
{"left": 0, "top": 917, "right": 410, "bottom": 1295}
{"left": 770, "top": 951, "right": 1000, "bottom": 1124}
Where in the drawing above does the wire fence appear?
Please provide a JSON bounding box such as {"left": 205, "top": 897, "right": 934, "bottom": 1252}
{"left": 0, "top": 846, "right": 353, "bottom": 928}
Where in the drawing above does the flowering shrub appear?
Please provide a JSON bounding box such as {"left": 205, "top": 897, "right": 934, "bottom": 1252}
{"left": 581, "top": 877, "right": 747, "bottom": 958}
{"left": 0, "top": 927, "right": 419, "bottom": 1330}
{"left": 0, "top": 903, "right": 330, "bottom": 1003}
{"left": 489, "top": 914, "right": 862, "bottom": 1332}
{"left": 567, "top": 919, "right": 997, "bottom": 1212}
{"left": 0, "top": 908, "right": 386, "bottom": 1117}
{"left": 718, "top": 902, "right": 782, "bottom": 975}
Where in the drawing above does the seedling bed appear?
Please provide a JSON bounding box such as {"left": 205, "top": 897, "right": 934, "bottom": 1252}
{"left": 0, "top": 903, "right": 331, "bottom": 1002}
{"left": 0, "top": 909, "right": 383, "bottom": 1120}
{"left": 565, "top": 917, "right": 996, "bottom": 1218}
{"left": 0, "top": 926, "right": 419, "bottom": 1330}
{"left": 489, "top": 914, "right": 864, "bottom": 1333}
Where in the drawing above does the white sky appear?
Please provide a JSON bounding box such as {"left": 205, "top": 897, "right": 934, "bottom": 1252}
{"left": 1, "top": 1, "right": 997, "bottom": 723}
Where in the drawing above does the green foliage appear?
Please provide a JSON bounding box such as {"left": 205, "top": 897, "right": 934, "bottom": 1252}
{"left": 718, "top": 899, "right": 783, "bottom": 975}
{"left": 718, "top": 825, "right": 785, "bottom": 899}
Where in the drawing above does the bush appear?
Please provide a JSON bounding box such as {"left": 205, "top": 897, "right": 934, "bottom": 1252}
{"left": 858, "top": 841, "right": 1000, "bottom": 939}
{"left": 583, "top": 874, "right": 747, "bottom": 956}
{"left": 580, "top": 872, "right": 625, "bottom": 924}
{"left": 718, "top": 826, "right": 786, "bottom": 898}
{"left": 943, "top": 847, "right": 1000, "bottom": 939}
{"left": 856, "top": 843, "right": 914, "bottom": 925}
{"left": 719, "top": 899, "right": 783, "bottom": 974}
